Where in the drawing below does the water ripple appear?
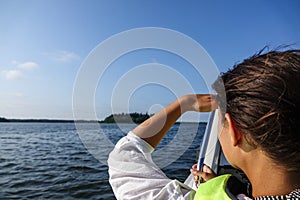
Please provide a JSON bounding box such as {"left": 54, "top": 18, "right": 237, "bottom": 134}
{"left": 0, "top": 122, "right": 205, "bottom": 199}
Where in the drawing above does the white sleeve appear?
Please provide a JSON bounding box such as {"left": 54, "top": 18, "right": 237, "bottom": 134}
{"left": 108, "top": 131, "right": 195, "bottom": 200}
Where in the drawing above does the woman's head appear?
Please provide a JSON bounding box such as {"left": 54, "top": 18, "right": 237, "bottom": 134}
{"left": 213, "top": 49, "right": 300, "bottom": 172}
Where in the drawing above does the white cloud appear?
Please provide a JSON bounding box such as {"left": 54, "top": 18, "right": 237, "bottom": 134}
{"left": 12, "top": 92, "right": 24, "bottom": 97}
{"left": 0, "top": 92, "right": 24, "bottom": 97}
{"left": 17, "top": 61, "right": 39, "bottom": 70}
{"left": 44, "top": 50, "right": 80, "bottom": 62}
{"left": 2, "top": 70, "right": 23, "bottom": 80}
{"left": 11, "top": 60, "right": 18, "bottom": 65}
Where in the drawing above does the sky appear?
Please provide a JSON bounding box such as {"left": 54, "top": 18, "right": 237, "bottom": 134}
{"left": 0, "top": 0, "right": 299, "bottom": 121}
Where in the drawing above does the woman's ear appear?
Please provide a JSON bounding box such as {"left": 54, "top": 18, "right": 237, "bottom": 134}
{"left": 224, "top": 113, "right": 242, "bottom": 147}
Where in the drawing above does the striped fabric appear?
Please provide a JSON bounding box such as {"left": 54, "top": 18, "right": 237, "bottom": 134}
{"left": 254, "top": 189, "right": 300, "bottom": 200}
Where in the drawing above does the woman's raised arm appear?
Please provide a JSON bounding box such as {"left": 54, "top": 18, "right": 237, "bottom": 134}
{"left": 132, "top": 94, "right": 217, "bottom": 148}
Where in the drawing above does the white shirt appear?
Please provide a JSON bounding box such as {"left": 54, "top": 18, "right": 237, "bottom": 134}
{"left": 108, "top": 132, "right": 195, "bottom": 200}
{"left": 108, "top": 132, "right": 251, "bottom": 200}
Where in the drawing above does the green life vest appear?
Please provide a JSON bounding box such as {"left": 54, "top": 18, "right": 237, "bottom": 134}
{"left": 194, "top": 174, "right": 232, "bottom": 200}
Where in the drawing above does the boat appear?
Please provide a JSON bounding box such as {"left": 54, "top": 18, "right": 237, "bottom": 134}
{"left": 184, "top": 110, "right": 251, "bottom": 193}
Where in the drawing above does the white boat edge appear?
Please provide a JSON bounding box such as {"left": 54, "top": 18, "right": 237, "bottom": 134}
{"left": 184, "top": 110, "right": 221, "bottom": 190}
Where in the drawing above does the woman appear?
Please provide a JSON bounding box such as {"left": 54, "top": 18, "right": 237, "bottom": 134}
{"left": 108, "top": 49, "right": 300, "bottom": 199}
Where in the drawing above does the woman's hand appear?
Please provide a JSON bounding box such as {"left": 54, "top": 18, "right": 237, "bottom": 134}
{"left": 181, "top": 94, "right": 218, "bottom": 113}
{"left": 190, "top": 164, "right": 217, "bottom": 184}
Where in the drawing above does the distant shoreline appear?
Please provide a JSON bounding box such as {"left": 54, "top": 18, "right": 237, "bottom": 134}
{"left": 0, "top": 116, "right": 207, "bottom": 124}
{"left": 0, "top": 117, "right": 94, "bottom": 123}
{"left": 0, "top": 118, "right": 88, "bottom": 123}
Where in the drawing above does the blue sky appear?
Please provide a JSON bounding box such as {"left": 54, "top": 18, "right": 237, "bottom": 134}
{"left": 0, "top": 0, "right": 299, "bottom": 121}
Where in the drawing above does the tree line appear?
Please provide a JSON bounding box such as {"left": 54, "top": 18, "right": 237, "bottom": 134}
{"left": 99, "top": 113, "right": 153, "bottom": 124}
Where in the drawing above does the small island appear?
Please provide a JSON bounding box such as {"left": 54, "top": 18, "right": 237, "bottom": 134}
{"left": 99, "top": 112, "right": 152, "bottom": 124}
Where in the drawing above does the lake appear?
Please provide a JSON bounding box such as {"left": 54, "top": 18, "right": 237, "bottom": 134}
{"left": 0, "top": 122, "right": 206, "bottom": 199}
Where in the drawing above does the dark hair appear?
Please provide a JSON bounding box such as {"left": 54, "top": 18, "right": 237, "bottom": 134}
{"left": 212, "top": 48, "right": 300, "bottom": 171}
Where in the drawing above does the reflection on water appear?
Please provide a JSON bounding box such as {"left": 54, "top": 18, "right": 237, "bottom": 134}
{"left": 0, "top": 123, "right": 205, "bottom": 199}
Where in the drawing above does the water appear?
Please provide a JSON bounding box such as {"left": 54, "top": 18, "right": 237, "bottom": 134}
{"left": 0, "top": 123, "right": 206, "bottom": 199}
